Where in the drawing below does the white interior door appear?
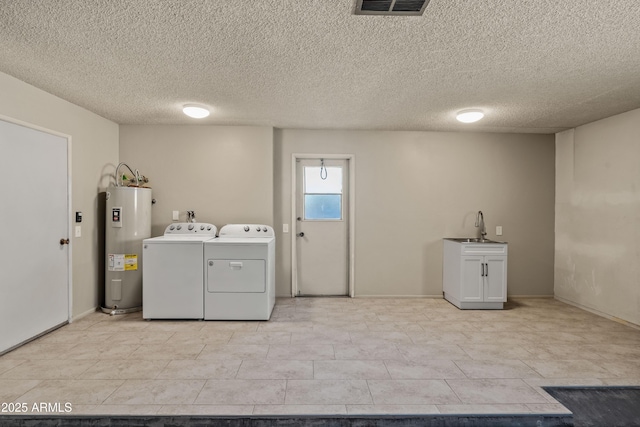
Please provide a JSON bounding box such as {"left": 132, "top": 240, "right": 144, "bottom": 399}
{"left": 295, "top": 158, "right": 349, "bottom": 296}
{"left": 0, "top": 117, "right": 70, "bottom": 354}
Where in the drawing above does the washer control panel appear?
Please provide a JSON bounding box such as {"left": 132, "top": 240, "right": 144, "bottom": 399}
{"left": 164, "top": 222, "right": 217, "bottom": 236}
{"left": 219, "top": 224, "right": 274, "bottom": 237}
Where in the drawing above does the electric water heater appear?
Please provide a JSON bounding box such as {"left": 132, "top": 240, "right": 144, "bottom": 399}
{"left": 103, "top": 185, "right": 152, "bottom": 313}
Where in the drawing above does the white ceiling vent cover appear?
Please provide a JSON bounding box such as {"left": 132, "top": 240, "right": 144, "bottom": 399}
{"left": 355, "top": 0, "right": 430, "bottom": 16}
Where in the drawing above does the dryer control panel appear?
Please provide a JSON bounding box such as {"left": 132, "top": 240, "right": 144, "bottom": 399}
{"left": 164, "top": 222, "right": 217, "bottom": 236}
{"left": 219, "top": 224, "right": 274, "bottom": 237}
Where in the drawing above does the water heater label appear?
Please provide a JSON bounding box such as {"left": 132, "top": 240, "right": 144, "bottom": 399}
{"left": 124, "top": 254, "right": 138, "bottom": 271}
{"left": 108, "top": 254, "right": 138, "bottom": 271}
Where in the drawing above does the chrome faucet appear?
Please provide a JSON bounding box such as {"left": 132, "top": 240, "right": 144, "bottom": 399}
{"left": 475, "top": 211, "right": 487, "bottom": 240}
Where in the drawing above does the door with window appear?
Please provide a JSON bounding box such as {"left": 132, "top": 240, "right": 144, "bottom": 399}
{"left": 295, "top": 158, "right": 349, "bottom": 296}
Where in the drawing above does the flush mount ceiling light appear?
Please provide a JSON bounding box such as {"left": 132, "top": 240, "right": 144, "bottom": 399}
{"left": 456, "top": 109, "right": 484, "bottom": 123}
{"left": 183, "top": 104, "right": 210, "bottom": 119}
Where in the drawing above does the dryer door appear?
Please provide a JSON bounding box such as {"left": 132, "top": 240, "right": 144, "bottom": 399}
{"left": 207, "top": 259, "right": 266, "bottom": 293}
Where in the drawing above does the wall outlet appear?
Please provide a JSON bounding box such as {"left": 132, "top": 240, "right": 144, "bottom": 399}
{"left": 75, "top": 225, "right": 82, "bottom": 237}
{"left": 496, "top": 226, "right": 503, "bottom": 236}
{"left": 172, "top": 210, "right": 179, "bottom": 221}
{"left": 283, "top": 224, "right": 289, "bottom": 233}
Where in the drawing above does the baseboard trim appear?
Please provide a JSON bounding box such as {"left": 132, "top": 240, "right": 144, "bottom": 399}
{"left": 71, "top": 307, "right": 100, "bottom": 323}
{"left": 352, "top": 295, "right": 444, "bottom": 299}
{"left": 277, "top": 294, "right": 445, "bottom": 299}
{"left": 554, "top": 295, "right": 640, "bottom": 330}
{"left": 277, "top": 294, "right": 559, "bottom": 300}
{"left": 509, "top": 295, "right": 554, "bottom": 298}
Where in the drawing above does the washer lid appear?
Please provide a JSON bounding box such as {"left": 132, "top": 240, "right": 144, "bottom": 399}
{"left": 219, "top": 224, "right": 274, "bottom": 237}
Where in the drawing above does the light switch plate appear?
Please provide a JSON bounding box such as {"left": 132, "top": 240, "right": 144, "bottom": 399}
{"left": 283, "top": 224, "right": 289, "bottom": 233}
{"left": 75, "top": 225, "right": 82, "bottom": 237}
{"left": 496, "top": 226, "right": 503, "bottom": 236}
{"left": 172, "top": 210, "right": 179, "bottom": 221}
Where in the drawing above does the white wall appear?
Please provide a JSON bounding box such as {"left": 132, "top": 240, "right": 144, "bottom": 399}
{"left": 275, "top": 129, "right": 556, "bottom": 298}
{"left": 0, "top": 71, "right": 119, "bottom": 318}
{"left": 555, "top": 108, "right": 640, "bottom": 326}
{"left": 119, "top": 125, "right": 273, "bottom": 236}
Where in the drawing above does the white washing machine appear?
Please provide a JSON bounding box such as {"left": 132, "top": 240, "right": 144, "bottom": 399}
{"left": 204, "top": 224, "right": 275, "bottom": 320}
{"left": 142, "top": 222, "right": 217, "bottom": 319}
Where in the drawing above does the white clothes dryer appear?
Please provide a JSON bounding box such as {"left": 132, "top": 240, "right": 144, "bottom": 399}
{"left": 142, "top": 222, "right": 217, "bottom": 319}
{"left": 204, "top": 224, "right": 275, "bottom": 320}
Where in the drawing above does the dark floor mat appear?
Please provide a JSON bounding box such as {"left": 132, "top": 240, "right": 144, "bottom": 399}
{"left": 545, "top": 386, "right": 640, "bottom": 427}
{"left": 0, "top": 414, "right": 573, "bottom": 427}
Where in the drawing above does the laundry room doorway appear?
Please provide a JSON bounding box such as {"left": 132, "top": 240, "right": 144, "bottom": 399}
{"left": 292, "top": 155, "right": 355, "bottom": 297}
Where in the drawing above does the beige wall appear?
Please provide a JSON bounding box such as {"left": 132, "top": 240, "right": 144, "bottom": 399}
{"left": 7, "top": 64, "right": 638, "bottom": 321}
{"left": 0, "top": 70, "right": 557, "bottom": 312}
{"left": 0, "top": 71, "right": 119, "bottom": 318}
{"left": 119, "top": 125, "right": 273, "bottom": 237}
{"left": 555, "top": 108, "right": 640, "bottom": 326}
{"left": 275, "top": 129, "right": 556, "bottom": 297}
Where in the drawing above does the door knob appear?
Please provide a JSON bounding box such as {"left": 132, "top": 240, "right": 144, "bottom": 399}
{"left": 59, "top": 238, "right": 70, "bottom": 245}
{"left": 297, "top": 232, "right": 305, "bottom": 237}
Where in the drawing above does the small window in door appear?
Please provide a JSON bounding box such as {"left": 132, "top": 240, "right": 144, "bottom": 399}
{"left": 304, "top": 166, "right": 342, "bottom": 220}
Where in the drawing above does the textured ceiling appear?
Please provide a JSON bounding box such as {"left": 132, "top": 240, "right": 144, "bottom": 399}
{"left": 1, "top": 0, "right": 640, "bottom": 133}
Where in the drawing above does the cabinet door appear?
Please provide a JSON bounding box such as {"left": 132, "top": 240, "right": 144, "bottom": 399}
{"left": 461, "top": 256, "right": 484, "bottom": 302}
{"left": 484, "top": 256, "right": 507, "bottom": 302}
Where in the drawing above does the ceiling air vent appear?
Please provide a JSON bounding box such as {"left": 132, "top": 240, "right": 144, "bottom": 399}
{"left": 355, "top": 0, "right": 430, "bottom": 16}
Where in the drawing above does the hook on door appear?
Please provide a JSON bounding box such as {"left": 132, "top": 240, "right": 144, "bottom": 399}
{"left": 320, "top": 159, "right": 328, "bottom": 180}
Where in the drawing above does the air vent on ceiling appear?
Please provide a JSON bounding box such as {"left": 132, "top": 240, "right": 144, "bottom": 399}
{"left": 355, "top": 0, "right": 430, "bottom": 16}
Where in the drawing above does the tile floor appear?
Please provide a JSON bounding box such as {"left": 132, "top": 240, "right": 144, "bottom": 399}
{"left": 1, "top": 297, "right": 640, "bottom": 416}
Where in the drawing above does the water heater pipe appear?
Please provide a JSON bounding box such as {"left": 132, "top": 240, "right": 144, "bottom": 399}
{"left": 115, "top": 162, "right": 139, "bottom": 187}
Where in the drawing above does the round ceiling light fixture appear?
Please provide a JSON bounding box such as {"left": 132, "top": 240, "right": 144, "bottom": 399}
{"left": 183, "top": 104, "right": 210, "bottom": 119}
{"left": 456, "top": 109, "right": 484, "bottom": 123}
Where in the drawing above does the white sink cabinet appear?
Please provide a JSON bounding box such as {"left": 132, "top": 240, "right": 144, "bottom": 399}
{"left": 442, "top": 239, "right": 508, "bottom": 309}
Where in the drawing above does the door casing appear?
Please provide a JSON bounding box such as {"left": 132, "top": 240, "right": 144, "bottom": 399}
{"left": 291, "top": 153, "right": 355, "bottom": 297}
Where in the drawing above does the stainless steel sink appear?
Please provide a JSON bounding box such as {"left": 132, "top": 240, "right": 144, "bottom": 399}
{"left": 447, "top": 237, "right": 503, "bottom": 244}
